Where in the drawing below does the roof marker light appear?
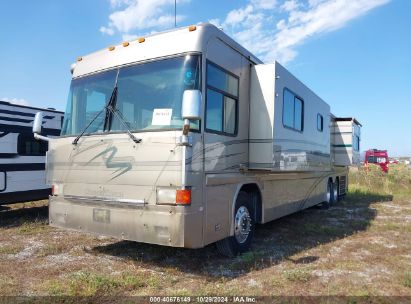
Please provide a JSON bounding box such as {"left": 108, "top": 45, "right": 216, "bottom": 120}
{"left": 188, "top": 25, "right": 197, "bottom": 32}
{"left": 138, "top": 37, "right": 145, "bottom": 43}
{"left": 108, "top": 46, "right": 115, "bottom": 51}
{"left": 77, "top": 57, "right": 83, "bottom": 62}
{"left": 122, "top": 42, "right": 130, "bottom": 47}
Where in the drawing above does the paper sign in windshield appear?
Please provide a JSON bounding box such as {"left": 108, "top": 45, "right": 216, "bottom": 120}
{"left": 152, "top": 108, "right": 172, "bottom": 126}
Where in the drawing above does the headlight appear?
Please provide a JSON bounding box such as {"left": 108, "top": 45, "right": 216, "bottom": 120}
{"left": 156, "top": 187, "right": 191, "bottom": 205}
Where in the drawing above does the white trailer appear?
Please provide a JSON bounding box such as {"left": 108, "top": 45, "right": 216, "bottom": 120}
{"left": 332, "top": 117, "right": 362, "bottom": 166}
{"left": 32, "top": 24, "right": 361, "bottom": 256}
{"left": 0, "top": 101, "right": 63, "bottom": 204}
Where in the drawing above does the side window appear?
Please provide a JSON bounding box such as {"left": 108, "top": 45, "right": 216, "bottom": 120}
{"left": 317, "top": 114, "right": 324, "bottom": 132}
{"left": 283, "top": 88, "right": 304, "bottom": 131}
{"left": 205, "top": 62, "right": 239, "bottom": 136}
{"left": 17, "top": 133, "right": 48, "bottom": 156}
{"left": 353, "top": 135, "right": 360, "bottom": 151}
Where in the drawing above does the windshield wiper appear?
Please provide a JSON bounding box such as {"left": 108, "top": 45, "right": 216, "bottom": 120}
{"left": 72, "top": 85, "right": 141, "bottom": 145}
{"left": 105, "top": 86, "right": 142, "bottom": 144}
{"left": 72, "top": 90, "right": 114, "bottom": 145}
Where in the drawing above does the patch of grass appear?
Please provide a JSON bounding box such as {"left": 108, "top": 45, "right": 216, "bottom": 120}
{"left": 68, "top": 271, "right": 121, "bottom": 296}
{"left": 0, "top": 275, "right": 16, "bottom": 295}
{"left": 36, "top": 244, "right": 66, "bottom": 257}
{"left": 400, "top": 272, "right": 411, "bottom": 288}
{"left": 334, "top": 260, "right": 362, "bottom": 271}
{"left": 374, "top": 222, "right": 411, "bottom": 233}
{"left": 282, "top": 268, "right": 313, "bottom": 283}
{"left": 228, "top": 250, "right": 265, "bottom": 271}
{"left": 301, "top": 223, "right": 344, "bottom": 237}
{"left": 122, "top": 274, "right": 147, "bottom": 289}
{"left": 0, "top": 245, "right": 24, "bottom": 255}
{"left": 349, "top": 164, "right": 411, "bottom": 200}
{"left": 53, "top": 271, "right": 162, "bottom": 296}
{"left": 46, "top": 280, "right": 66, "bottom": 296}
{"left": 170, "top": 289, "right": 191, "bottom": 297}
{"left": 146, "top": 275, "right": 162, "bottom": 289}
{"left": 239, "top": 250, "right": 264, "bottom": 263}
{"left": 17, "top": 220, "right": 48, "bottom": 235}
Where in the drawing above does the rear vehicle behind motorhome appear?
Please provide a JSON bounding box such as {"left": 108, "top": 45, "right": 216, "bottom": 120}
{"left": 32, "top": 24, "right": 361, "bottom": 256}
{"left": 365, "top": 149, "right": 389, "bottom": 172}
{"left": 0, "top": 101, "right": 63, "bottom": 204}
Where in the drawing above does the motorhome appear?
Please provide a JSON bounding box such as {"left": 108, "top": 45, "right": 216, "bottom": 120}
{"left": 33, "top": 24, "right": 361, "bottom": 256}
{"left": 0, "top": 101, "right": 63, "bottom": 204}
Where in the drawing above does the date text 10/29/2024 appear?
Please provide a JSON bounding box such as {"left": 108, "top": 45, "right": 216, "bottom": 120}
{"left": 149, "top": 297, "right": 257, "bottom": 303}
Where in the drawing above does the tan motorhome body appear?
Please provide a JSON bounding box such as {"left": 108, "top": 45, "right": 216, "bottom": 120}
{"left": 47, "top": 24, "right": 360, "bottom": 250}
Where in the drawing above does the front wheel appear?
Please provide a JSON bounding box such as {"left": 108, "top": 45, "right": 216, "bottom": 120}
{"left": 216, "top": 192, "right": 255, "bottom": 257}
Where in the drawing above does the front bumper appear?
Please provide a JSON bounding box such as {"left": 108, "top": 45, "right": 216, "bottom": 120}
{"left": 49, "top": 195, "right": 204, "bottom": 248}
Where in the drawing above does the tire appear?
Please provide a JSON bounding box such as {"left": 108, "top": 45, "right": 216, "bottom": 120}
{"left": 321, "top": 179, "right": 333, "bottom": 209}
{"left": 332, "top": 178, "right": 339, "bottom": 204}
{"left": 216, "top": 191, "right": 255, "bottom": 257}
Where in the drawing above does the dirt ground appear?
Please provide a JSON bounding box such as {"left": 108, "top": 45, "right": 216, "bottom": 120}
{"left": 1, "top": 188, "right": 410, "bottom": 302}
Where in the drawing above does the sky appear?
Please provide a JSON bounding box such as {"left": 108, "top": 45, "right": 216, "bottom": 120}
{"left": 0, "top": 0, "right": 410, "bottom": 156}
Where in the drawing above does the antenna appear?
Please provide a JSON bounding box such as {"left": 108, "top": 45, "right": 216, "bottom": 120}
{"left": 174, "top": 0, "right": 177, "bottom": 27}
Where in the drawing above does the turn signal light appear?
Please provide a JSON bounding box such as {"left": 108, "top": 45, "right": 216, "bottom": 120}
{"left": 176, "top": 189, "right": 191, "bottom": 205}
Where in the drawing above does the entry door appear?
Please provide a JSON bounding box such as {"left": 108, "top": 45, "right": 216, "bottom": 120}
{"left": 203, "top": 61, "right": 241, "bottom": 173}
{"left": 0, "top": 172, "right": 6, "bottom": 192}
{"left": 203, "top": 39, "right": 247, "bottom": 244}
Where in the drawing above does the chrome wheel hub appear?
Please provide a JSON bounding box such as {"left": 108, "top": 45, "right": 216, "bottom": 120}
{"left": 333, "top": 183, "right": 338, "bottom": 201}
{"left": 234, "top": 206, "right": 252, "bottom": 244}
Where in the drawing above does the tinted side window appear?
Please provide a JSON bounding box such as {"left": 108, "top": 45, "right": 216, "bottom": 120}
{"left": 18, "top": 133, "right": 48, "bottom": 156}
{"left": 353, "top": 135, "right": 360, "bottom": 151}
{"left": 207, "top": 64, "right": 239, "bottom": 97}
{"left": 205, "top": 62, "right": 238, "bottom": 136}
{"left": 317, "top": 114, "right": 324, "bottom": 132}
{"left": 283, "top": 89, "right": 304, "bottom": 131}
{"left": 283, "top": 90, "right": 294, "bottom": 129}
{"left": 205, "top": 89, "right": 223, "bottom": 132}
{"left": 294, "top": 97, "right": 303, "bottom": 131}
{"left": 224, "top": 96, "right": 236, "bottom": 134}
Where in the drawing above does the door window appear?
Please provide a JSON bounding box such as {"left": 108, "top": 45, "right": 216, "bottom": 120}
{"left": 205, "top": 62, "right": 239, "bottom": 136}
{"left": 283, "top": 88, "right": 304, "bottom": 132}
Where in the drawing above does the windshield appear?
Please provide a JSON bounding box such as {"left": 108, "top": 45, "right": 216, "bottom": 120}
{"left": 368, "top": 156, "right": 387, "bottom": 164}
{"left": 61, "top": 54, "right": 201, "bottom": 136}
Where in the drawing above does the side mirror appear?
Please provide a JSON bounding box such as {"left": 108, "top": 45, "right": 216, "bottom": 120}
{"left": 32, "top": 112, "right": 50, "bottom": 142}
{"left": 33, "top": 112, "right": 43, "bottom": 134}
{"left": 182, "top": 90, "right": 202, "bottom": 120}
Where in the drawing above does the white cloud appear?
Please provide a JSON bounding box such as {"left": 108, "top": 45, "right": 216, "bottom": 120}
{"left": 220, "top": 0, "right": 390, "bottom": 64}
{"left": 209, "top": 18, "right": 222, "bottom": 29}
{"left": 100, "top": 0, "right": 389, "bottom": 65}
{"left": 251, "top": 0, "right": 277, "bottom": 10}
{"left": 1, "top": 97, "right": 29, "bottom": 106}
{"left": 280, "top": 0, "right": 300, "bottom": 12}
{"left": 100, "top": 26, "right": 115, "bottom": 36}
{"left": 225, "top": 5, "right": 254, "bottom": 26}
{"left": 100, "top": 0, "right": 190, "bottom": 38}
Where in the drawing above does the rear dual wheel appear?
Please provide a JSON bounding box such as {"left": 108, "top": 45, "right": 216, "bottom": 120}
{"left": 322, "top": 178, "right": 339, "bottom": 209}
